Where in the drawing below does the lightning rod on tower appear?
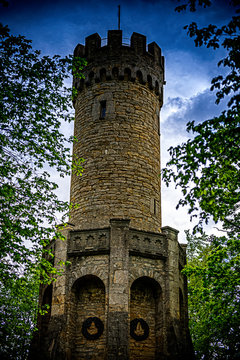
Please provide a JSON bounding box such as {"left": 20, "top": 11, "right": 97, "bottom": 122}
{"left": 118, "top": 5, "right": 120, "bottom": 30}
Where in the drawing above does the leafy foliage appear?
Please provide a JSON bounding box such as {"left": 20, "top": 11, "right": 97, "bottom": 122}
{"left": 0, "top": 268, "right": 39, "bottom": 360}
{"left": 0, "top": 23, "right": 86, "bottom": 358}
{"left": 163, "top": 0, "right": 240, "bottom": 232}
{"left": 184, "top": 231, "right": 240, "bottom": 359}
{"left": 163, "top": 2, "right": 240, "bottom": 358}
{"left": 0, "top": 23, "right": 86, "bottom": 276}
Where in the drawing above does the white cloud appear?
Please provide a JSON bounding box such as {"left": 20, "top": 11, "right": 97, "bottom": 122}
{"left": 160, "top": 87, "right": 227, "bottom": 242}
{"left": 164, "top": 50, "right": 211, "bottom": 100}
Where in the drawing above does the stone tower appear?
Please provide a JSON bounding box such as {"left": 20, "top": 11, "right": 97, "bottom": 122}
{"left": 30, "top": 31, "right": 194, "bottom": 360}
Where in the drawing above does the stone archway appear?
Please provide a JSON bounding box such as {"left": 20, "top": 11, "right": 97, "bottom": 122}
{"left": 130, "top": 276, "right": 163, "bottom": 360}
{"left": 68, "top": 275, "right": 106, "bottom": 360}
{"left": 40, "top": 284, "right": 53, "bottom": 334}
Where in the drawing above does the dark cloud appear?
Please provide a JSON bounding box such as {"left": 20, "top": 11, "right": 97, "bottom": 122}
{"left": 185, "top": 90, "right": 227, "bottom": 123}
{"left": 162, "top": 89, "right": 228, "bottom": 139}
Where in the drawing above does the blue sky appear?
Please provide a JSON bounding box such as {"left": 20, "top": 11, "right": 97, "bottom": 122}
{"left": 1, "top": 0, "right": 234, "bottom": 241}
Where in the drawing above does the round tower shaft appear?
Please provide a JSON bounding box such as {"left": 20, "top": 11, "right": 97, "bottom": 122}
{"left": 70, "top": 30, "right": 165, "bottom": 233}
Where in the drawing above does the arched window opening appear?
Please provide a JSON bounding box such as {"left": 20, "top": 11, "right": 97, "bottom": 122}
{"left": 80, "top": 78, "right": 85, "bottom": 91}
{"left": 112, "top": 67, "right": 119, "bottom": 79}
{"left": 41, "top": 284, "right": 53, "bottom": 333}
{"left": 147, "top": 75, "right": 153, "bottom": 89}
{"left": 89, "top": 71, "right": 94, "bottom": 82}
{"left": 136, "top": 70, "right": 143, "bottom": 84}
{"left": 155, "top": 80, "right": 159, "bottom": 95}
{"left": 124, "top": 68, "right": 131, "bottom": 81}
{"left": 100, "top": 68, "right": 106, "bottom": 82}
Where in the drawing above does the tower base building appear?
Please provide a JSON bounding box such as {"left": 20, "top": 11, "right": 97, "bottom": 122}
{"left": 29, "top": 31, "right": 194, "bottom": 360}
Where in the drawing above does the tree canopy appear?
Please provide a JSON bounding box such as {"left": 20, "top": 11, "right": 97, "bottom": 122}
{"left": 0, "top": 23, "right": 86, "bottom": 358}
{"left": 185, "top": 231, "right": 240, "bottom": 359}
{"left": 163, "top": 1, "right": 240, "bottom": 358}
{"left": 0, "top": 23, "right": 85, "bottom": 278}
{"left": 163, "top": 0, "right": 240, "bottom": 232}
{"left": 0, "top": 268, "right": 39, "bottom": 360}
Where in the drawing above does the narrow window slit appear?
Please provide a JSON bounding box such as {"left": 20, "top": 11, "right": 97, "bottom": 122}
{"left": 154, "top": 199, "right": 157, "bottom": 215}
{"left": 100, "top": 100, "right": 106, "bottom": 119}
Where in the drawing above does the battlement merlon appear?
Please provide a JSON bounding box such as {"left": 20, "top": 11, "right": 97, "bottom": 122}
{"left": 73, "top": 31, "right": 165, "bottom": 107}
{"left": 73, "top": 30, "right": 164, "bottom": 70}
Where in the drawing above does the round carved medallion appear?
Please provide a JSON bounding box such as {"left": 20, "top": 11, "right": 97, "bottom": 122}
{"left": 130, "top": 318, "right": 149, "bottom": 341}
{"left": 82, "top": 317, "right": 104, "bottom": 340}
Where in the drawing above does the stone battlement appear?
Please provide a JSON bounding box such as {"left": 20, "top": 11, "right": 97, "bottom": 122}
{"left": 67, "top": 225, "right": 171, "bottom": 260}
{"left": 73, "top": 30, "right": 165, "bottom": 103}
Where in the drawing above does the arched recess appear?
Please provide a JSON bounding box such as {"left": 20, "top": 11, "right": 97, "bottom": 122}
{"left": 124, "top": 68, "right": 131, "bottom": 81}
{"left": 68, "top": 275, "right": 106, "bottom": 360}
{"left": 40, "top": 284, "right": 52, "bottom": 334}
{"left": 100, "top": 68, "right": 106, "bottom": 81}
{"left": 79, "top": 78, "right": 85, "bottom": 91}
{"left": 88, "top": 71, "right": 94, "bottom": 83}
{"left": 112, "top": 67, "right": 119, "bottom": 79}
{"left": 136, "top": 70, "right": 143, "bottom": 84}
{"left": 147, "top": 75, "right": 153, "bottom": 89}
{"left": 130, "top": 277, "right": 163, "bottom": 360}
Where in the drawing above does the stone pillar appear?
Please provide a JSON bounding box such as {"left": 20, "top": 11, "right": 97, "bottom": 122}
{"left": 107, "top": 219, "right": 130, "bottom": 359}
{"left": 162, "top": 226, "right": 181, "bottom": 358}
{"left": 51, "top": 224, "right": 74, "bottom": 317}
{"left": 48, "top": 224, "right": 74, "bottom": 360}
{"left": 162, "top": 226, "right": 179, "bottom": 320}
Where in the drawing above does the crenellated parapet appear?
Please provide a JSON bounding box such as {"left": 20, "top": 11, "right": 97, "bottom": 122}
{"left": 73, "top": 30, "right": 165, "bottom": 104}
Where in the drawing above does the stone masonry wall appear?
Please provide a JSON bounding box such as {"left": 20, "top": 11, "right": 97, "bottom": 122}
{"left": 29, "top": 221, "right": 194, "bottom": 360}
{"left": 70, "top": 79, "right": 161, "bottom": 232}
